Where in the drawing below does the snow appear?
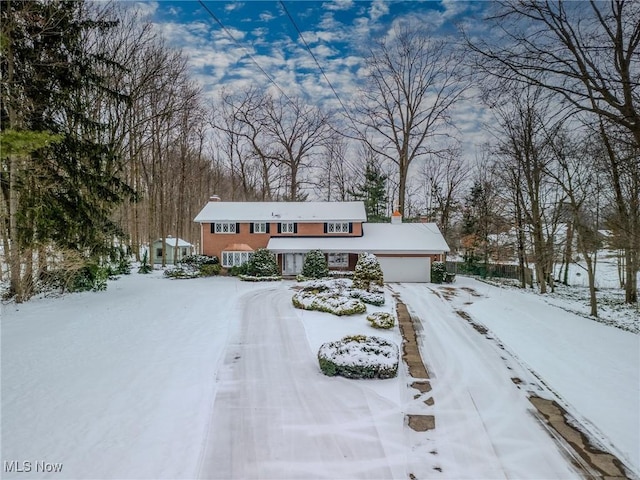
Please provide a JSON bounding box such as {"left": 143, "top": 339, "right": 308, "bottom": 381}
{"left": 267, "top": 222, "right": 449, "bottom": 254}
{"left": 2, "top": 271, "right": 638, "bottom": 478}
{"left": 193, "top": 200, "right": 367, "bottom": 223}
{"left": 449, "top": 277, "right": 640, "bottom": 472}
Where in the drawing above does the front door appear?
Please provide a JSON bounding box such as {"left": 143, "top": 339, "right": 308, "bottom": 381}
{"left": 283, "top": 253, "right": 305, "bottom": 275}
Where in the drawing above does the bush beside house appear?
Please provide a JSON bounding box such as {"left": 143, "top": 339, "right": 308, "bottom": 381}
{"left": 301, "top": 249, "right": 329, "bottom": 279}
{"left": 353, "top": 253, "right": 384, "bottom": 291}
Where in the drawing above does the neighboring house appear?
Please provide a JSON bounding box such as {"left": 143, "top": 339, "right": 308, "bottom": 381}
{"left": 193, "top": 195, "right": 450, "bottom": 282}
{"left": 152, "top": 237, "right": 194, "bottom": 264}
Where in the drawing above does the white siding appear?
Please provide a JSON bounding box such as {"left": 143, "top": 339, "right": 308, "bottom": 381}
{"left": 377, "top": 257, "right": 431, "bottom": 283}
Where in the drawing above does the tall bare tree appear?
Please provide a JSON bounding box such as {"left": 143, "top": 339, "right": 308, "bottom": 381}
{"left": 469, "top": 0, "right": 640, "bottom": 147}
{"left": 355, "top": 22, "right": 468, "bottom": 215}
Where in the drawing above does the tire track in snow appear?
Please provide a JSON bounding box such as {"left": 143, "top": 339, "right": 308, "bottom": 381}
{"left": 394, "top": 283, "right": 581, "bottom": 479}
{"left": 198, "top": 287, "right": 406, "bottom": 479}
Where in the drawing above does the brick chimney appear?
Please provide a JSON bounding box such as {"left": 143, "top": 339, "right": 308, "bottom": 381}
{"left": 209, "top": 194, "right": 221, "bottom": 202}
{"left": 391, "top": 210, "right": 402, "bottom": 224}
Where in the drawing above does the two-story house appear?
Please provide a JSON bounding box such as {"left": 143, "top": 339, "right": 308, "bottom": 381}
{"left": 193, "top": 195, "right": 449, "bottom": 282}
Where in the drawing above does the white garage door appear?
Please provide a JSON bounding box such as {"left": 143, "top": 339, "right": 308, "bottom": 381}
{"left": 377, "top": 256, "right": 431, "bottom": 283}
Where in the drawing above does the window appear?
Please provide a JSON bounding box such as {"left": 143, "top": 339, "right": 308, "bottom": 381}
{"left": 222, "top": 251, "right": 252, "bottom": 268}
{"left": 253, "top": 222, "right": 267, "bottom": 233}
{"left": 213, "top": 222, "right": 237, "bottom": 234}
{"left": 328, "top": 253, "right": 349, "bottom": 267}
{"left": 280, "top": 222, "right": 295, "bottom": 233}
{"left": 156, "top": 248, "right": 163, "bottom": 258}
{"left": 326, "top": 222, "right": 351, "bottom": 233}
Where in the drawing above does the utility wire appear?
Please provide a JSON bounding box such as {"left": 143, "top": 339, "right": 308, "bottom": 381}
{"left": 197, "top": 0, "right": 297, "bottom": 109}
{"left": 279, "top": 0, "right": 368, "bottom": 178}
{"left": 278, "top": 0, "right": 362, "bottom": 136}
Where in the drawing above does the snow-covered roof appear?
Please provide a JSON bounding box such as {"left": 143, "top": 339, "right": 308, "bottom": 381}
{"left": 194, "top": 201, "right": 367, "bottom": 223}
{"left": 267, "top": 222, "right": 450, "bottom": 254}
{"left": 154, "top": 237, "right": 193, "bottom": 247}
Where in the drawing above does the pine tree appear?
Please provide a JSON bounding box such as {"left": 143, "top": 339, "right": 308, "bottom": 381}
{"left": 348, "top": 159, "right": 388, "bottom": 222}
{"left": 1, "top": 1, "right": 132, "bottom": 299}
{"left": 353, "top": 253, "right": 384, "bottom": 291}
{"left": 301, "top": 250, "right": 329, "bottom": 279}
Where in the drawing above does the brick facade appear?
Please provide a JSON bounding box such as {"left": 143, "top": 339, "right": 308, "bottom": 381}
{"left": 201, "top": 221, "right": 363, "bottom": 262}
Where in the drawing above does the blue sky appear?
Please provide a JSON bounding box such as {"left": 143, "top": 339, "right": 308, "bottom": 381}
{"left": 133, "top": 1, "right": 491, "bottom": 159}
{"left": 141, "top": 1, "right": 482, "bottom": 97}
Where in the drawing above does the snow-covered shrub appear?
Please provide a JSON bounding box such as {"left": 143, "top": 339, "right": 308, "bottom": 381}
{"left": 353, "top": 253, "right": 384, "bottom": 291}
{"left": 367, "top": 312, "right": 395, "bottom": 329}
{"left": 164, "top": 265, "right": 199, "bottom": 279}
{"left": 431, "top": 261, "right": 447, "bottom": 284}
{"left": 350, "top": 289, "right": 385, "bottom": 306}
{"left": 163, "top": 254, "right": 220, "bottom": 278}
{"left": 182, "top": 254, "right": 219, "bottom": 268}
{"left": 238, "top": 274, "right": 281, "bottom": 282}
{"left": 329, "top": 270, "right": 354, "bottom": 278}
{"left": 301, "top": 250, "right": 329, "bottom": 279}
{"left": 292, "top": 289, "right": 366, "bottom": 316}
{"left": 318, "top": 335, "right": 399, "bottom": 379}
{"left": 244, "top": 248, "right": 279, "bottom": 277}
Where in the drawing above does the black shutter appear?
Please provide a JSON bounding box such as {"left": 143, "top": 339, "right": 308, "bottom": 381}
{"left": 293, "top": 223, "right": 298, "bottom": 234}
{"left": 250, "top": 223, "right": 254, "bottom": 234}
{"left": 236, "top": 223, "right": 240, "bottom": 234}
{"left": 324, "top": 223, "right": 328, "bottom": 234}
{"left": 277, "top": 223, "right": 282, "bottom": 234}
{"left": 266, "top": 223, "right": 270, "bottom": 234}
{"left": 349, "top": 222, "right": 353, "bottom": 233}
{"left": 210, "top": 223, "right": 215, "bottom": 234}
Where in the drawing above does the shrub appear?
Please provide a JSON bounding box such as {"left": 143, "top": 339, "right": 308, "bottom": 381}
{"left": 431, "top": 261, "right": 447, "bottom": 284}
{"left": 228, "top": 263, "right": 249, "bottom": 276}
{"left": 164, "top": 254, "right": 221, "bottom": 279}
{"left": 301, "top": 250, "right": 329, "bottom": 279}
{"left": 68, "top": 263, "right": 109, "bottom": 292}
{"left": 351, "top": 289, "right": 385, "bottom": 306}
{"left": 353, "top": 253, "right": 384, "bottom": 291}
{"left": 318, "top": 335, "right": 399, "bottom": 379}
{"left": 239, "top": 275, "right": 282, "bottom": 282}
{"left": 199, "top": 263, "right": 221, "bottom": 277}
{"left": 367, "top": 312, "right": 395, "bottom": 329}
{"left": 245, "top": 248, "right": 279, "bottom": 277}
{"left": 292, "top": 289, "right": 366, "bottom": 316}
{"left": 182, "top": 254, "right": 219, "bottom": 267}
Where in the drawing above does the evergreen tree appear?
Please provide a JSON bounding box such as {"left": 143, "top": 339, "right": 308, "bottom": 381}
{"left": 348, "top": 159, "right": 388, "bottom": 222}
{"left": 1, "top": 1, "right": 132, "bottom": 299}
{"left": 353, "top": 253, "right": 384, "bottom": 291}
{"left": 301, "top": 250, "right": 329, "bottom": 279}
{"left": 245, "top": 249, "right": 279, "bottom": 277}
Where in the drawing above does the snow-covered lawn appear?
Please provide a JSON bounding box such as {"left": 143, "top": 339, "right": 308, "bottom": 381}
{"left": 2, "top": 272, "right": 637, "bottom": 478}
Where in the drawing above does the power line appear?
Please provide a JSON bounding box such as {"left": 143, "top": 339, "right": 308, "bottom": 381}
{"left": 278, "top": 0, "right": 362, "bottom": 135}
{"left": 278, "top": 0, "right": 368, "bottom": 178}
{"left": 197, "top": 0, "right": 296, "bottom": 108}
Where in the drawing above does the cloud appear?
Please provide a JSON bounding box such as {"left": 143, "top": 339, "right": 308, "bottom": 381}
{"left": 369, "top": 0, "right": 389, "bottom": 22}
{"left": 322, "top": 0, "right": 354, "bottom": 11}
{"left": 259, "top": 11, "right": 276, "bottom": 22}
{"left": 224, "top": 2, "right": 244, "bottom": 12}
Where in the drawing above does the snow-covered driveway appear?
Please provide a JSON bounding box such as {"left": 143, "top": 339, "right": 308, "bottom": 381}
{"left": 393, "top": 283, "right": 580, "bottom": 479}
{"left": 3, "top": 273, "right": 635, "bottom": 479}
{"left": 197, "top": 287, "right": 407, "bottom": 479}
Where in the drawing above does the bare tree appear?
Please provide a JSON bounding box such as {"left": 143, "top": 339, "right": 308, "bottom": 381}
{"left": 262, "top": 95, "right": 333, "bottom": 201}
{"left": 490, "top": 86, "right": 565, "bottom": 293}
{"left": 469, "top": 0, "right": 640, "bottom": 148}
{"left": 420, "top": 148, "right": 469, "bottom": 245}
{"left": 355, "top": 22, "right": 468, "bottom": 215}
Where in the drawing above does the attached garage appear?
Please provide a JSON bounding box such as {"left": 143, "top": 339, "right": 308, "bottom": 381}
{"left": 377, "top": 256, "right": 431, "bottom": 283}
{"left": 268, "top": 222, "right": 448, "bottom": 283}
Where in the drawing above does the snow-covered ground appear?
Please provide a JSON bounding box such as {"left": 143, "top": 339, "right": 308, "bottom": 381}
{"left": 2, "top": 272, "right": 638, "bottom": 478}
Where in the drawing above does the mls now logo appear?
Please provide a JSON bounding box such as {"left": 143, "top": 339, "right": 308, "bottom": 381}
{"left": 4, "top": 460, "right": 63, "bottom": 473}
